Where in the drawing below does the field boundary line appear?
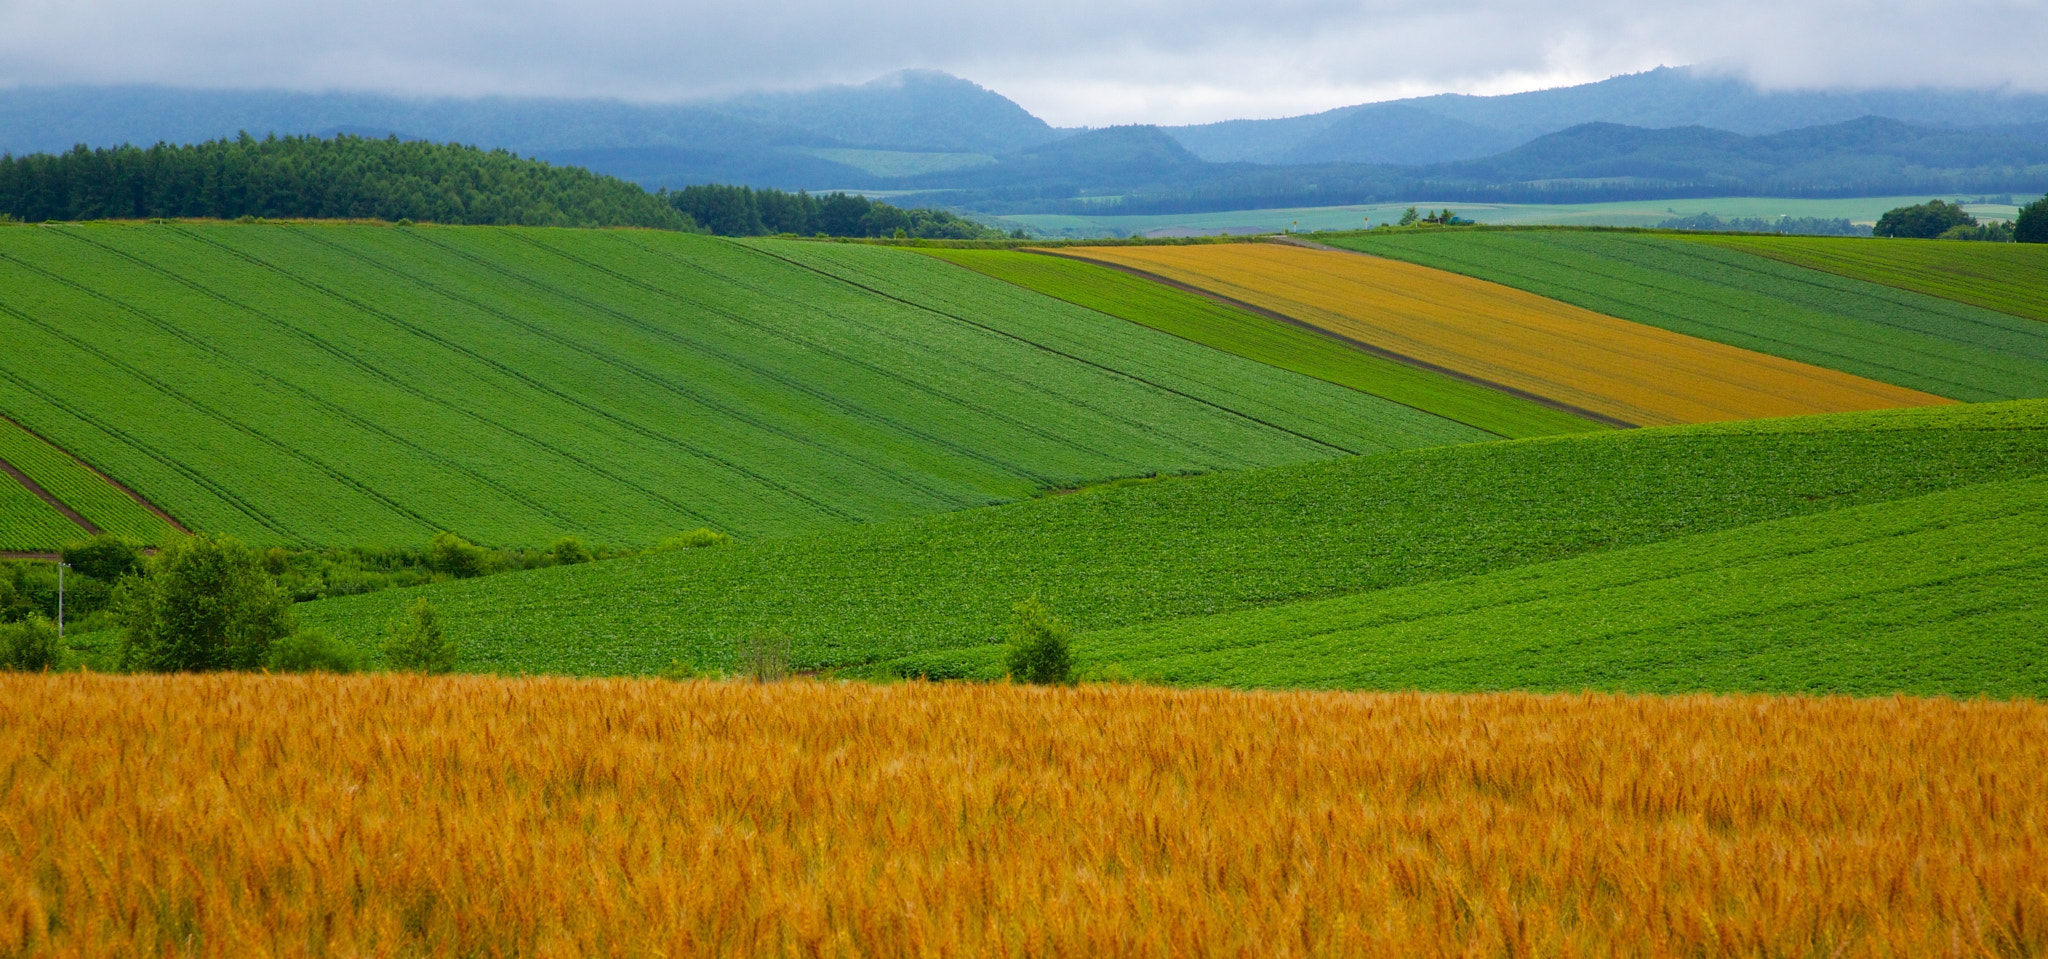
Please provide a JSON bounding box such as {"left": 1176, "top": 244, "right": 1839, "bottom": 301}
{"left": 923, "top": 250, "right": 1534, "bottom": 439}
{"left": 0, "top": 410, "right": 190, "bottom": 535}
{"left": 745, "top": 242, "right": 1367, "bottom": 456}
{"left": 1038, "top": 245, "right": 1636, "bottom": 430}
{"left": 0, "top": 456, "right": 97, "bottom": 535}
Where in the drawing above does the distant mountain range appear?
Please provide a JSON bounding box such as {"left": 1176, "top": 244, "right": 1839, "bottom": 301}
{"left": 4, "top": 66, "right": 2048, "bottom": 212}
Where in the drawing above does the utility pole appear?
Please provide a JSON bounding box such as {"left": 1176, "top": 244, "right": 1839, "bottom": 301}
{"left": 57, "top": 561, "right": 67, "bottom": 639}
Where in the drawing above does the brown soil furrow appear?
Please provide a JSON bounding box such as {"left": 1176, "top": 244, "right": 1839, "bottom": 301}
{"left": 0, "top": 455, "right": 98, "bottom": 535}
{"left": 0, "top": 412, "right": 191, "bottom": 534}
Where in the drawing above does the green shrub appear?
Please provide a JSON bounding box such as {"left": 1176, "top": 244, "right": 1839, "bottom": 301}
{"left": 737, "top": 630, "right": 791, "bottom": 683}
{"left": 0, "top": 615, "right": 62, "bottom": 671}
{"left": 267, "top": 629, "right": 360, "bottom": 673}
{"left": 1005, "top": 596, "right": 1074, "bottom": 685}
{"left": 656, "top": 528, "right": 732, "bottom": 551}
{"left": 117, "top": 533, "right": 294, "bottom": 672}
{"left": 60, "top": 535, "right": 144, "bottom": 582}
{"left": 2018, "top": 197, "right": 2048, "bottom": 244}
{"left": 382, "top": 598, "right": 457, "bottom": 674}
{"left": 551, "top": 537, "right": 593, "bottom": 565}
{"left": 425, "top": 531, "right": 487, "bottom": 579}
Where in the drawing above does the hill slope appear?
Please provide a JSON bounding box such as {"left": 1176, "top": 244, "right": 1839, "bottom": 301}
{"left": 914, "top": 248, "right": 1602, "bottom": 438}
{"left": 1081, "top": 476, "right": 2047, "bottom": 697}
{"left": 293, "top": 401, "right": 2048, "bottom": 680}
{"left": 1322, "top": 230, "right": 2048, "bottom": 402}
{"left": 0, "top": 224, "right": 1476, "bottom": 549}
{"left": 1058, "top": 242, "right": 1946, "bottom": 427}
{"left": 1682, "top": 234, "right": 2048, "bottom": 324}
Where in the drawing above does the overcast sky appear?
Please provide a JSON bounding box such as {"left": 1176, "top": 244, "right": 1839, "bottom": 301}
{"left": 1, "top": 0, "right": 2044, "bottom": 126}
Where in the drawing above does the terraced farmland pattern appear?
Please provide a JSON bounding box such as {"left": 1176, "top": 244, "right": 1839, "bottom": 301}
{"left": 1683, "top": 233, "right": 2048, "bottom": 324}
{"left": 0, "top": 223, "right": 1480, "bottom": 549}
{"left": 1324, "top": 229, "right": 2048, "bottom": 401}
{"left": 1060, "top": 241, "right": 1949, "bottom": 427}
{"left": 915, "top": 248, "right": 1601, "bottom": 439}
{"left": 298, "top": 401, "right": 2048, "bottom": 689}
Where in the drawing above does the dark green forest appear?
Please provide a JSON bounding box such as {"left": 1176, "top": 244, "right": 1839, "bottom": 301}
{"left": 668, "top": 183, "right": 1009, "bottom": 238}
{"left": 0, "top": 134, "right": 691, "bottom": 227}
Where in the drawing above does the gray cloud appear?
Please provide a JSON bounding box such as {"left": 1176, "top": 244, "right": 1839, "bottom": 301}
{"left": 1, "top": 0, "right": 2043, "bottom": 125}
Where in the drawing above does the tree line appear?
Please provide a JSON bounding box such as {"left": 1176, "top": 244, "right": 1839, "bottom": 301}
{"left": 0, "top": 134, "right": 1010, "bottom": 239}
{"left": 667, "top": 183, "right": 1012, "bottom": 239}
{"left": 0, "top": 133, "right": 691, "bottom": 227}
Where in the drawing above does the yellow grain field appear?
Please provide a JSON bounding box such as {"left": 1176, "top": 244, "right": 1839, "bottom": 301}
{"left": 1059, "top": 243, "right": 1950, "bottom": 427}
{"left": 4, "top": 675, "right": 2044, "bottom": 957}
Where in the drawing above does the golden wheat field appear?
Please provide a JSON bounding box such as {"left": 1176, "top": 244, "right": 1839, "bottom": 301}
{"left": 1058, "top": 243, "right": 1949, "bottom": 427}
{"left": 3, "top": 674, "right": 2044, "bottom": 958}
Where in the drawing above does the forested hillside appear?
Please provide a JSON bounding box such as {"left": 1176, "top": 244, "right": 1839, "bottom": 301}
{"left": 0, "top": 134, "right": 690, "bottom": 227}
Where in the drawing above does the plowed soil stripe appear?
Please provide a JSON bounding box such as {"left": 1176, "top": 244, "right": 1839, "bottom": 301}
{"left": 0, "top": 456, "right": 97, "bottom": 535}
{"left": 1, "top": 412, "right": 190, "bottom": 535}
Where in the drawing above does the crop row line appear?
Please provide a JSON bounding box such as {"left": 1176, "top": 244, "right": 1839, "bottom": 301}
{"left": 598, "top": 232, "right": 1235, "bottom": 474}
{"left": 383, "top": 227, "right": 985, "bottom": 508}
{"left": 184, "top": 227, "right": 849, "bottom": 529}
{"left": 541, "top": 229, "right": 1157, "bottom": 483}
{"left": 65, "top": 228, "right": 603, "bottom": 537}
{"left": 741, "top": 242, "right": 1363, "bottom": 457}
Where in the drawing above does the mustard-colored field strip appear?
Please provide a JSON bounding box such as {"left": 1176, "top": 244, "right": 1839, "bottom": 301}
{"left": 1062, "top": 243, "right": 1953, "bottom": 427}
{"left": 6, "top": 674, "right": 2045, "bottom": 957}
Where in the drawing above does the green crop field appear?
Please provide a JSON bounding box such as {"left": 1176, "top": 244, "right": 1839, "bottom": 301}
{"left": 0, "top": 222, "right": 1481, "bottom": 549}
{"left": 0, "top": 472, "right": 83, "bottom": 552}
{"left": 1077, "top": 477, "right": 2047, "bottom": 697}
{"left": 1320, "top": 229, "right": 2048, "bottom": 402}
{"left": 293, "top": 400, "right": 2048, "bottom": 686}
{"left": 0, "top": 416, "right": 179, "bottom": 545}
{"left": 915, "top": 248, "right": 1602, "bottom": 439}
{"left": 1684, "top": 234, "right": 2048, "bottom": 324}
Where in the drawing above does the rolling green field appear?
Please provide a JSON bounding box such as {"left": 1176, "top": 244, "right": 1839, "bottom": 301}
{"left": 1077, "top": 477, "right": 2046, "bottom": 696}
{"left": 914, "top": 248, "right": 1602, "bottom": 439}
{"left": 1685, "top": 234, "right": 2048, "bottom": 324}
{"left": 294, "top": 401, "right": 2048, "bottom": 689}
{"left": 0, "top": 416, "right": 179, "bottom": 545}
{"left": 1319, "top": 230, "right": 2048, "bottom": 402}
{"left": 0, "top": 223, "right": 1480, "bottom": 549}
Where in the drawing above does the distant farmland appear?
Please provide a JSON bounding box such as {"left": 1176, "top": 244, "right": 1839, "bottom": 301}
{"left": 917, "top": 247, "right": 1602, "bottom": 438}
{"left": 7, "top": 673, "right": 2043, "bottom": 957}
{"left": 1684, "top": 233, "right": 2048, "bottom": 324}
{"left": 1324, "top": 229, "right": 2048, "bottom": 402}
{"left": 0, "top": 223, "right": 1482, "bottom": 549}
{"left": 1059, "top": 241, "right": 1947, "bottom": 427}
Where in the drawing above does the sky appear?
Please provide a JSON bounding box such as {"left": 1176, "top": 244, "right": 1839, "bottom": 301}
{"left": 1, "top": 0, "right": 2044, "bottom": 126}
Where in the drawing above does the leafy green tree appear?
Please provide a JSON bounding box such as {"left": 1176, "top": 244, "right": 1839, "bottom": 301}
{"left": 1398, "top": 206, "right": 1420, "bottom": 226}
{"left": 2017, "top": 196, "right": 2048, "bottom": 244}
{"left": 1005, "top": 596, "right": 1075, "bottom": 685}
{"left": 117, "top": 533, "right": 294, "bottom": 672}
{"left": 425, "top": 531, "right": 487, "bottom": 578}
{"left": 60, "top": 534, "right": 143, "bottom": 582}
{"left": 0, "top": 615, "right": 61, "bottom": 671}
{"left": 267, "top": 629, "right": 360, "bottom": 673}
{"left": 551, "top": 536, "right": 593, "bottom": 565}
{"left": 382, "top": 598, "right": 458, "bottom": 673}
{"left": 1874, "top": 200, "right": 1976, "bottom": 239}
